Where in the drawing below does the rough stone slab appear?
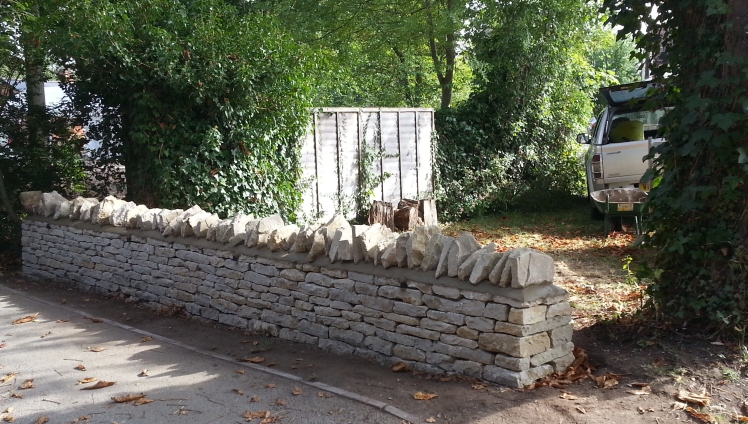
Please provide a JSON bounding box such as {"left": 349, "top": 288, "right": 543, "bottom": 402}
{"left": 372, "top": 233, "right": 398, "bottom": 266}
{"left": 495, "top": 314, "right": 571, "bottom": 337}
{"left": 306, "top": 231, "right": 326, "bottom": 262}
{"left": 482, "top": 364, "right": 553, "bottom": 388}
{"left": 494, "top": 353, "right": 531, "bottom": 372}
{"left": 267, "top": 224, "right": 299, "bottom": 252}
{"left": 478, "top": 332, "right": 550, "bottom": 358}
{"left": 434, "top": 236, "right": 455, "bottom": 278}
{"left": 551, "top": 324, "right": 573, "bottom": 347}
{"left": 508, "top": 305, "right": 548, "bottom": 325}
{"left": 394, "top": 232, "right": 411, "bottom": 268}
{"left": 329, "top": 226, "right": 354, "bottom": 263}
{"left": 483, "top": 303, "right": 509, "bottom": 321}
{"left": 431, "top": 285, "right": 461, "bottom": 300}
{"left": 20, "top": 191, "right": 43, "bottom": 213}
{"left": 530, "top": 341, "right": 574, "bottom": 367}
{"left": 447, "top": 232, "right": 481, "bottom": 277}
{"left": 469, "top": 252, "right": 503, "bottom": 285}
{"left": 488, "top": 252, "right": 510, "bottom": 285}
{"left": 351, "top": 224, "right": 370, "bottom": 264}
{"left": 91, "top": 195, "right": 126, "bottom": 224}
{"left": 36, "top": 191, "right": 67, "bottom": 217}
{"left": 360, "top": 224, "right": 390, "bottom": 264}
{"left": 406, "top": 225, "right": 440, "bottom": 269}
{"left": 552, "top": 352, "right": 575, "bottom": 372}
{"left": 546, "top": 301, "right": 571, "bottom": 318}
{"left": 421, "top": 234, "right": 449, "bottom": 272}
{"left": 457, "top": 243, "right": 496, "bottom": 281}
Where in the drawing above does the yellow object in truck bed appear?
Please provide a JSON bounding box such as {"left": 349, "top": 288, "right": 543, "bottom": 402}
{"left": 609, "top": 120, "right": 644, "bottom": 143}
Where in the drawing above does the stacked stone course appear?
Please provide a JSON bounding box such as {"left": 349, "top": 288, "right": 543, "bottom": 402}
{"left": 19, "top": 192, "right": 574, "bottom": 387}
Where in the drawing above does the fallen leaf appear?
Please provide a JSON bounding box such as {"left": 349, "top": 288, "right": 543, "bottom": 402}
{"left": 134, "top": 398, "right": 154, "bottom": 406}
{"left": 317, "top": 392, "right": 332, "bottom": 398}
{"left": 260, "top": 414, "right": 284, "bottom": 424}
{"left": 240, "top": 357, "right": 265, "bottom": 363}
{"left": 40, "top": 332, "right": 51, "bottom": 338}
{"left": 3, "top": 408, "right": 12, "bottom": 414}
{"left": 250, "top": 396, "right": 261, "bottom": 402}
{"left": 710, "top": 341, "right": 724, "bottom": 346}
{"left": 234, "top": 389, "right": 244, "bottom": 395}
{"left": 426, "top": 418, "right": 436, "bottom": 423}
{"left": 20, "top": 379, "right": 34, "bottom": 389}
{"left": 55, "top": 319, "right": 69, "bottom": 323}
{"left": 33, "top": 417, "right": 48, "bottom": 424}
{"left": 274, "top": 399, "right": 286, "bottom": 406}
{"left": 292, "top": 387, "right": 302, "bottom": 396}
{"left": 2, "top": 415, "right": 15, "bottom": 422}
{"left": 0, "top": 343, "right": 6, "bottom": 348}
{"left": 265, "top": 384, "right": 276, "bottom": 389}
{"left": 88, "top": 347, "right": 106, "bottom": 352}
{"left": 685, "top": 406, "right": 716, "bottom": 423}
{"left": 676, "top": 389, "right": 711, "bottom": 406}
{"left": 112, "top": 394, "right": 146, "bottom": 403}
{"left": 1, "top": 373, "right": 17, "bottom": 385}
{"left": 576, "top": 406, "right": 587, "bottom": 414}
{"left": 86, "top": 317, "right": 103, "bottom": 323}
{"left": 74, "top": 365, "right": 86, "bottom": 371}
{"left": 266, "top": 362, "right": 277, "bottom": 367}
{"left": 138, "top": 370, "right": 149, "bottom": 377}
{"left": 559, "top": 392, "right": 578, "bottom": 400}
{"left": 627, "top": 386, "right": 652, "bottom": 395}
{"left": 672, "top": 401, "right": 688, "bottom": 410}
{"left": 78, "top": 377, "right": 98, "bottom": 385}
{"left": 391, "top": 362, "right": 409, "bottom": 373}
{"left": 439, "top": 376, "right": 455, "bottom": 382}
{"left": 414, "top": 392, "right": 438, "bottom": 400}
{"left": 140, "top": 336, "right": 152, "bottom": 343}
{"left": 236, "top": 369, "right": 245, "bottom": 374}
{"left": 10, "top": 393, "right": 22, "bottom": 399}
{"left": 13, "top": 314, "right": 38, "bottom": 325}
{"left": 243, "top": 410, "right": 270, "bottom": 421}
{"left": 652, "top": 357, "right": 668, "bottom": 367}
{"left": 471, "top": 384, "right": 486, "bottom": 391}
{"left": 81, "top": 381, "right": 115, "bottom": 390}
{"left": 630, "top": 382, "right": 650, "bottom": 387}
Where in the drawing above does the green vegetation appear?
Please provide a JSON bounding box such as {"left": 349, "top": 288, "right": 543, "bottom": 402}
{"left": 605, "top": 0, "right": 748, "bottom": 330}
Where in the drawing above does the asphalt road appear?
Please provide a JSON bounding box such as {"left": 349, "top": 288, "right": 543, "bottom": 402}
{"left": 0, "top": 286, "right": 409, "bottom": 424}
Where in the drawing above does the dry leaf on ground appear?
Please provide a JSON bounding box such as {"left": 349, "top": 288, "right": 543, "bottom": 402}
{"left": 77, "top": 377, "right": 97, "bottom": 385}
{"left": 260, "top": 413, "right": 284, "bottom": 424}
{"left": 112, "top": 394, "right": 146, "bottom": 403}
{"left": 594, "top": 372, "right": 620, "bottom": 389}
{"left": 627, "top": 386, "right": 652, "bottom": 395}
{"left": 86, "top": 317, "right": 103, "bottom": 323}
{"left": 414, "top": 392, "right": 438, "bottom": 400}
{"left": 391, "top": 362, "right": 409, "bottom": 373}
{"left": 55, "top": 319, "right": 69, "bottom": 323}
{"left": 74, "top": 365, "right": 86, "bottom": 371}
{"left": 138, "top": 370, "right": 149, "bottom": 377}
{"left": 652, "top": 357, "right": 668, "bottom": 367}
{"left": 33, "top": 417, "right": 48, "bottom": 424}
{"left": 20, "top": 379, "right": 34, "bottom": 389}
{"left": 291, "top": 387, "right": 302, "bottom": 396}
{"left": 685, "top": 406, "right": 716, "bottom": 423}
{"left": 10, "top": 393, "right": 22, "bottom": 399}
{"left": 243, "top": 410, "right": 270, "bottom": 421}
{"left": 236, "top": 369, "right": 245, "bottom": 374}
{"left": 265, "top": 384, "right": 276, "bottom": 389}
{"left": 2, "top": 415, "right": 15, "bottom": 422}
{"left": 559, "top": 392, "right": 578, "bottom": 400}
{"left": 140, "top": 336, "right": 152, "bottom": 343}
{"left": 471, "top": 384, "right": 486, "bottom": 391}
{"left": 426, "top": 418, "right": 436, "bottom": 423}
{"left": 234, "top": 389, "right": 244, "bottom": 395}
{"left": 81, "top": 381, "right": 115, "bottom": 390}
{"left": 240, "top": 357, "right": 265, "bottom": 363}
{"left": 1, "top": 373, "right": 17, "bottom": 385}
{"left": 250, "top": 396, "right": 261, "bottom": 402}
{"left": 274, "top": 399, "right": 286, "bottom": 406}
{"left": 133, "top": 398, "right": 154, "bottom": 406}
{"left": 676, "top": 389, "right": 711, "bottom": 406}
{"left": 576, "top": 406, "right": 587, "bottom": 414}
{"left": 13, "top": 314, "right": 38, "bottom": 325}
{"left": 3, "top": 408, "right": 13, "bottom": 414}
{"left": 317, "top": 392, "right": 332, "bottom": 398}
{"left": 87, "top": 347, "right": 106, "bottom": 352}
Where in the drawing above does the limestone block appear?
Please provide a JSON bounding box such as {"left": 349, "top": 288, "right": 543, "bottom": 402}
{"left": 329, "top": 226, "right": 354, "bottom": 263}
{"left": 163, "top": 205, "right": 202, "bottom": 236}
{"left": 351, "top": 224, "right": 370, "bottom": 264}
{"left": 433, "top": 236, "right": 455, "bottom": 278}
{"left": 468, "top": 251, "right": 503, "bottom": 284}
{"left": 482, "top": 364, "right": 553, "bottom": 388}
{"left": 358, "top": 223, "right": 388, "bottom": 263}
{"left": 268, "top": 224, "right": 299, "bottom": 251}
{"left": 551, "top": 324, "right": 573, "bottom": 347}
{"left": 194, "top": 213, "right": 219, "bottom": 239}
{"left": 447, "top": 232, "right": 481, "bottom": 277}
{"left": 322, "top": 215, "right": 350, "bottom": 255}
{"left": 372, "top": 233, "right": 398, "bottom": 266}
{"left": 180, "top": 211, "right": 209, "bottom": 237}
{"left": 488, "top": 252, "right": 511, "bottom": 285}
{"left": 243, "top": 219, "right": 260, "bottom": 246}
{"left": 109, "top": 201, "right": 136, "bottom": 226}
{"left": 493, "top": 248, "right": 555, "bottom": 288}
{"left": 508, "top": 305, "right": 548, "bottom": 325}
{"left": 395, "top": 232, "right": 411, "bottom": 268}
{"left": 530, "top": 341, "right": 573, "bottom": 367}
{"left": 547, "top": 301, "right": 572, "bottom": 318}
{"left": 125, "top": 204, "right": 149, "bottom": 229}
{"left": 53, "top": 200, "right": 73, "bottom": 220}
{"left": 478, "top": 332, "right": 551, "bottom": 358}
{"left": 306, "top": 231, "right": 326, "bottom": 262}
{"left": 36, "top": 191, "right": 68, "bottom": 217}
{"left": 253, "top": 214, "right": 285, "bottom": 248}
{"left": 379, "top": 243, "right": 399, "bottom": 269}
{"left": 78, "top": 198, "right": 100, "bottom": 222}
{"left": 93, "top": 195, "right": 126, "bottom": 224}
{"left": 20, "top": 191, "right": 42, "bottom": 213}
{"left": 551, "top": 352, "right": 575, "bottom": 372}
{"left": 156, "top": 209, "right": 183, "bottom": 233}
{"left": 421, "top": 234, "right": 448, "bottom": 272}
{"left": 290, "top": 225, "right": 315, "bottom": 253}
{"left": 70, "top": 197, "right": 98, "bottom": 220}
{"left": 136, "top": 208, "right": 162, "bottom": 230}
{"left": 457, "top": 243, "right": 496, "bottom": 281}
{"left": 220, "top": 213, "right": 253, "bottom": 244}
{"left": 406, "top": 225, "right": 440, "bottom": 269}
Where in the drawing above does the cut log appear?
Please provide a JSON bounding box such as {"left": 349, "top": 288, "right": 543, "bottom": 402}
{"left": 418, "top": 198, "right": 438, "bottom": 226}
{"left": 368, "top": 201, "right": 395, "bottom": 230}
{"left": 398, "top": 199, "right": 419, "bottom": 209}
{"left": 394, "top": 205, "right": 418, "bottom": 231}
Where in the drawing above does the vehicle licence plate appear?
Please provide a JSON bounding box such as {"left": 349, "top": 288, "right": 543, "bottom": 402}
{"left": 617, "top": 203, "right": 634, "bottom": 212}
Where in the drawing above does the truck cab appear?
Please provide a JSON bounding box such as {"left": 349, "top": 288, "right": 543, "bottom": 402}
{"left": 578, "top": 82, "right": 666, "bottom": 219}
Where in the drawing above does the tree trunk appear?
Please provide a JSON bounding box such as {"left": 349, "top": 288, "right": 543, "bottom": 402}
{"left": 394, "top": 205, "right": 418, "bottom": 231}
{"left": 21, "top": 1, "right": 46, "bottom": 146}
{"left": 368, "top": 200, "right": 395, "bottom": 230}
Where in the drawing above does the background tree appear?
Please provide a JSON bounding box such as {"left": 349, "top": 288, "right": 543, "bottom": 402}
{"left": 48, "top": 0, "right": 316, "bottom": 220}
{"left": 605, "top": 0, "right": 748, "bottom": 329}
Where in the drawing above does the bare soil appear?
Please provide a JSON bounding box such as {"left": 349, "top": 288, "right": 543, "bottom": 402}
{"left": 2, "top": 204, "right": 747, "bottom": 423}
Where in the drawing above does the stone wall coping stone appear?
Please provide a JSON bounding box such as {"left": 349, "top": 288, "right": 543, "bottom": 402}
{"left": 25, "top": 216, "right": 564, "bottom": 305}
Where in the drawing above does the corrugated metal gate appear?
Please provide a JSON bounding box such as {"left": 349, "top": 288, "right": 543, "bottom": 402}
{"left": 299, "top": 108, "right": 434, "bottom": 221}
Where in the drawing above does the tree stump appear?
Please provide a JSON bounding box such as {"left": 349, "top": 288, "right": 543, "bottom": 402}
{"left": 368, "top": 201, "right": 395, "bottom": 230}
{"left": 394, "top": 206, "right": 418, "bottom": 231}
{"left": 418, "top": 198, "right": 438, "bottom": 226}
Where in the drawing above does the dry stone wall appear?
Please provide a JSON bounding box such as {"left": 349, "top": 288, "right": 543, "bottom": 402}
{"left": 19, "top": 191, "right": 574, "bottom": 387}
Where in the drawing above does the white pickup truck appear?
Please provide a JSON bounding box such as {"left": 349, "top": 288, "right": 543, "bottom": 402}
{"left": 578, "top": 82, "right": 666, "bottom": 219}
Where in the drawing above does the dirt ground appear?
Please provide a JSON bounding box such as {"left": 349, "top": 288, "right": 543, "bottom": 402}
{"left": 2, "top": 242, "right": 747, "bottom": 424}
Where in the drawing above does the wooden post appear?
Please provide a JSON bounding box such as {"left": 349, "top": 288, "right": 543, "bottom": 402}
{"left": 368, "top": 201, "right": 395, "bottom": 230}
{"left": 418, "top": 199, "right": 438, "bottom": 226}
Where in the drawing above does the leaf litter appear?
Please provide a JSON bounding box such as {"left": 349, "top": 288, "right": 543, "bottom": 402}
{"left": 12, "top": 314, "right": 38, "bottom": 325}
{"left": 80, "top": 381, "right": 115, "bottom": 390}
{"left": 414, "top": 392, "right": 438, "bottom": 400}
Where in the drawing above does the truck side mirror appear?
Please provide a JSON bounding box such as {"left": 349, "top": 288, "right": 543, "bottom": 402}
{"left": 577, "top": 133, "right": 590, "bottom": 144}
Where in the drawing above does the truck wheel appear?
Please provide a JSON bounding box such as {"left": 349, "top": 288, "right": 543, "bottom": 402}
{"left": 590, "top": 205, "right": 604, "bottom": 221}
